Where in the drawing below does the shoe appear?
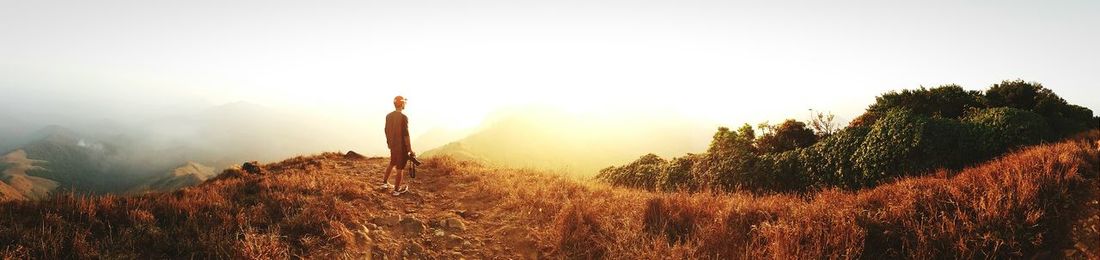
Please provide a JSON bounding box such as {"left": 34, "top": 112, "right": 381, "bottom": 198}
{"left": 392, "top": 185, "right": 408, "bottom": 196}
{"left": 380, "top": 183, "right": 393, "bottom": 189}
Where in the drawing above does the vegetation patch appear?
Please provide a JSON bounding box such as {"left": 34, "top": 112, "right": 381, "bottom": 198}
{"left": 598, "top": 80, "right": 1098, "bottom": 192}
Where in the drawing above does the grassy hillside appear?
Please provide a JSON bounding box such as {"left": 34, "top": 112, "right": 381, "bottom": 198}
{"left": 0, "top": 150, "right": 58, "bottom": 201}
{"left": 0, "top": 131, "right": 1097, "bottom": 258}
{"left": 126, "top": 162, "right": 218, "bottom": 194}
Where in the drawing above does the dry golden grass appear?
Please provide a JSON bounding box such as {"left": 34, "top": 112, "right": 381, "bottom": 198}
{"left": 0, "top": 153, "right": 378, "bottom": 259}
{"left": 462, "top": 130, "right": 1100, "bottom": 259}
{"left": 0, "top": 131, "right": 1097, "bottom": 259}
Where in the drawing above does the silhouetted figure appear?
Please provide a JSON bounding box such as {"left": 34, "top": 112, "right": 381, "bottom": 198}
{"left": 381, "top": 96, "right": 414, "bottom": 196}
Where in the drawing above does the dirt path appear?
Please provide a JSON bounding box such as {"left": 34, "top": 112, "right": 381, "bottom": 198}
{"left": 327, "top": 157, "right": 544, "bottom": 259}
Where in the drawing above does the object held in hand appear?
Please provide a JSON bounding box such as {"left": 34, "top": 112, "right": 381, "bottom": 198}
{"left": 409, "top": 154, "right": 422, "bottom": 178}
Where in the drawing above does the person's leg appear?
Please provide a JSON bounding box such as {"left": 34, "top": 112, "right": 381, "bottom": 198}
{"left": 393, "top": 166, "right": 405, "bottom": 191}
{"left": 383, "top": 164, "right": 393, "bottom": 184}
{"left": 391, "top": 149, "right": 409, "bottom": 193}
{"left": 384, "top": 148, "right": 403, "bottom": 188}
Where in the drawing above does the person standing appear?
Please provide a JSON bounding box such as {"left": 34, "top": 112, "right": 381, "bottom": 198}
{"left": 382, "top": 96, "right": 414, "bottom": 196}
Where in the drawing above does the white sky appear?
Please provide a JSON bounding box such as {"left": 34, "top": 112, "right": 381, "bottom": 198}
{"left": 2, "top": 0, "right": 1098, "bottom": 136}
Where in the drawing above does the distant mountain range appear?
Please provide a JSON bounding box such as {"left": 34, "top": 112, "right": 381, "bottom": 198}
{"left": 422, "top": 108, "right": 708, "bottom": 176}
{"left": 128, "top": 161, "right": 217, "bottom": 194}
{"left": 0, "top": 129, "right": 222, "bottom": 202}
{"left": 0, "top": 103, "right": 707, "bottom": 200}
{"left": 0, "top": 101, "right": 398, "bottom": 201}
{"left": 0, "top": 149, "right": 58, "bottom": 201}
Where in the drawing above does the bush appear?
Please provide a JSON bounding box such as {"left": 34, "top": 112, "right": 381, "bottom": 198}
{"left": 984, "top": 80, "right": 1054, "bottom": 110}
{"left": 799, "top": 126, "right": 871, "bottom": 189}
{"left": 756, "top": 120, "right": 818, "bottom": 153}
{"left": 752, "top": 150, "right": 805, "bottom": 192}
{"left": 656, "top": 154, "right": 700, "bottom": 192}
{"left": 699, "top": 125, "right": 758, "bottom": 191}
{"left": 848, "top": 109, "right": 1003, "bottom": 186}
{"left": 595, "top": 154, "right": 666, "bottom": 191}
{"left": 597, "top": 80, "right": 1094, "bottom": 193}
{"left": 850, "top": 109, "right": 932, "bottom": 186}
{"left": 1046, "top": 104, "right": 1095, "bottom": 136}
{"left": 918, "top": 116, "right": 990, "bottom": 169}
{"left": 964, "top": 107, "right": 1052, "bottom": 151}
{"left": 868, "top": 84, "right": 984, "bottom": 119}
{"left": 986, "top": 80, "right": 1094, "bottom": 136}
{"left": 848, "top": 112, "right": 879, "bottom": 128}
{"left": 604, "top": 106, "right": 1085, "bottom": 192}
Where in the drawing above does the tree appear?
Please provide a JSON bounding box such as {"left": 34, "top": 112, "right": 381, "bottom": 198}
{"left": 985, "top": 80, "right": 1095, "bottom": 136}
{"left": 964, "top": 107, "right": 1052, "bottom": 150}
{"left": 595, "top": 154, "right": 665, "bottom": 191}
{"left": 698, "top": 125, "right": 758, "bottom": 191}
{"left": 798, "top": 125, "right": 872, "bottom": 189}
{"left": 755, "top": 119, "right": 817, "bottom": 154}
{"left": 984, "top": 80, "right": 1053, "bottom": 110}
{"left": 868, "top": 84, "right": 984, "bottom": 119}
{"left": 808, "top": 110, "right": 840, "bottom": 137}
{"left": 851, "top": 109, "right": 931, "bottom": 186}
{"left": 657, "top": 154, "right": 701, "bottom": 192}
{"left": 597, "top": 80, "right": 1094, "bottom": 193}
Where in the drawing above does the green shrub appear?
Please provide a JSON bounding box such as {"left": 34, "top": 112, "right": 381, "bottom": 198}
{"left": 1045, "top": 104, "right": 1095, "bottom": 136}
{"left": 752, "top": 150, "right": 805, "bottom": 192}
{"left": 756, "top": 120, "right": 818, "bottom": 153}
{"left": 984, "top": 80, "right": 1054, "bottom": 110}
{"left": 700, "top": 125, "right": 759, "bottom": 191}
{"left": 850, "top": 109, "right": 931, "bottom": 186}
{"left": 798, "top": 126, "right": 871, "bottom": 189}
{"left": 964, "top": 107, "right": 1052, "bottom": 151}
{"left": 595, "top": 154, "right": 666, "bottom": 191}
{"left": 656, "top": 154, "right": 700, "bottom": 192}
{"left": 868, "top": 84, "right": 984, "bottom": 119}
{"left": 985, "top": 80, "right": 1094, "bottom": 136}
{"left": 597, "top": 80, "right": 1095, "bottom": 193}
{"left": 918, "top": 117, "right": 989, "bottom": 169}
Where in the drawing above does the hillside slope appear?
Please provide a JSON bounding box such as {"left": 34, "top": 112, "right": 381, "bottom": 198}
{"left": 0, "top": 132, "right": 1097, "bottom": 259}
{"left": 0, "top": 150, "right": 58, "bottom": 201}
{"left": 127, "top": 162, "right": 218, "bottom": 194}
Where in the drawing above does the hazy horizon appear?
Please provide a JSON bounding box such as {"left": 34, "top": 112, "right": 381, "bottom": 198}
{"left": 3, "top": 0, "right": 1099, "bottom": 159}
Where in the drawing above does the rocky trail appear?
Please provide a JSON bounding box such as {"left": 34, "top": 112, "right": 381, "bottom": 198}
{"left": 325, "top": 156, "right": 547, "bottom": 259}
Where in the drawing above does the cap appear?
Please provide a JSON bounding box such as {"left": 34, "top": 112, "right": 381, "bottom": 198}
{"left": 394, "top": 96, "right": 407, "bottom": 103}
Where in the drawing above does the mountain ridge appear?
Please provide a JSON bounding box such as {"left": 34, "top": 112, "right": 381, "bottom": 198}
{"left": 127, "top": 161, "right": 218, "bottom": 194}
{"left": 0, "top": 131, "right": 1097, "bottom": 258}
{"left": 422, "top": 108, "right": 707, "bottom": 176}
